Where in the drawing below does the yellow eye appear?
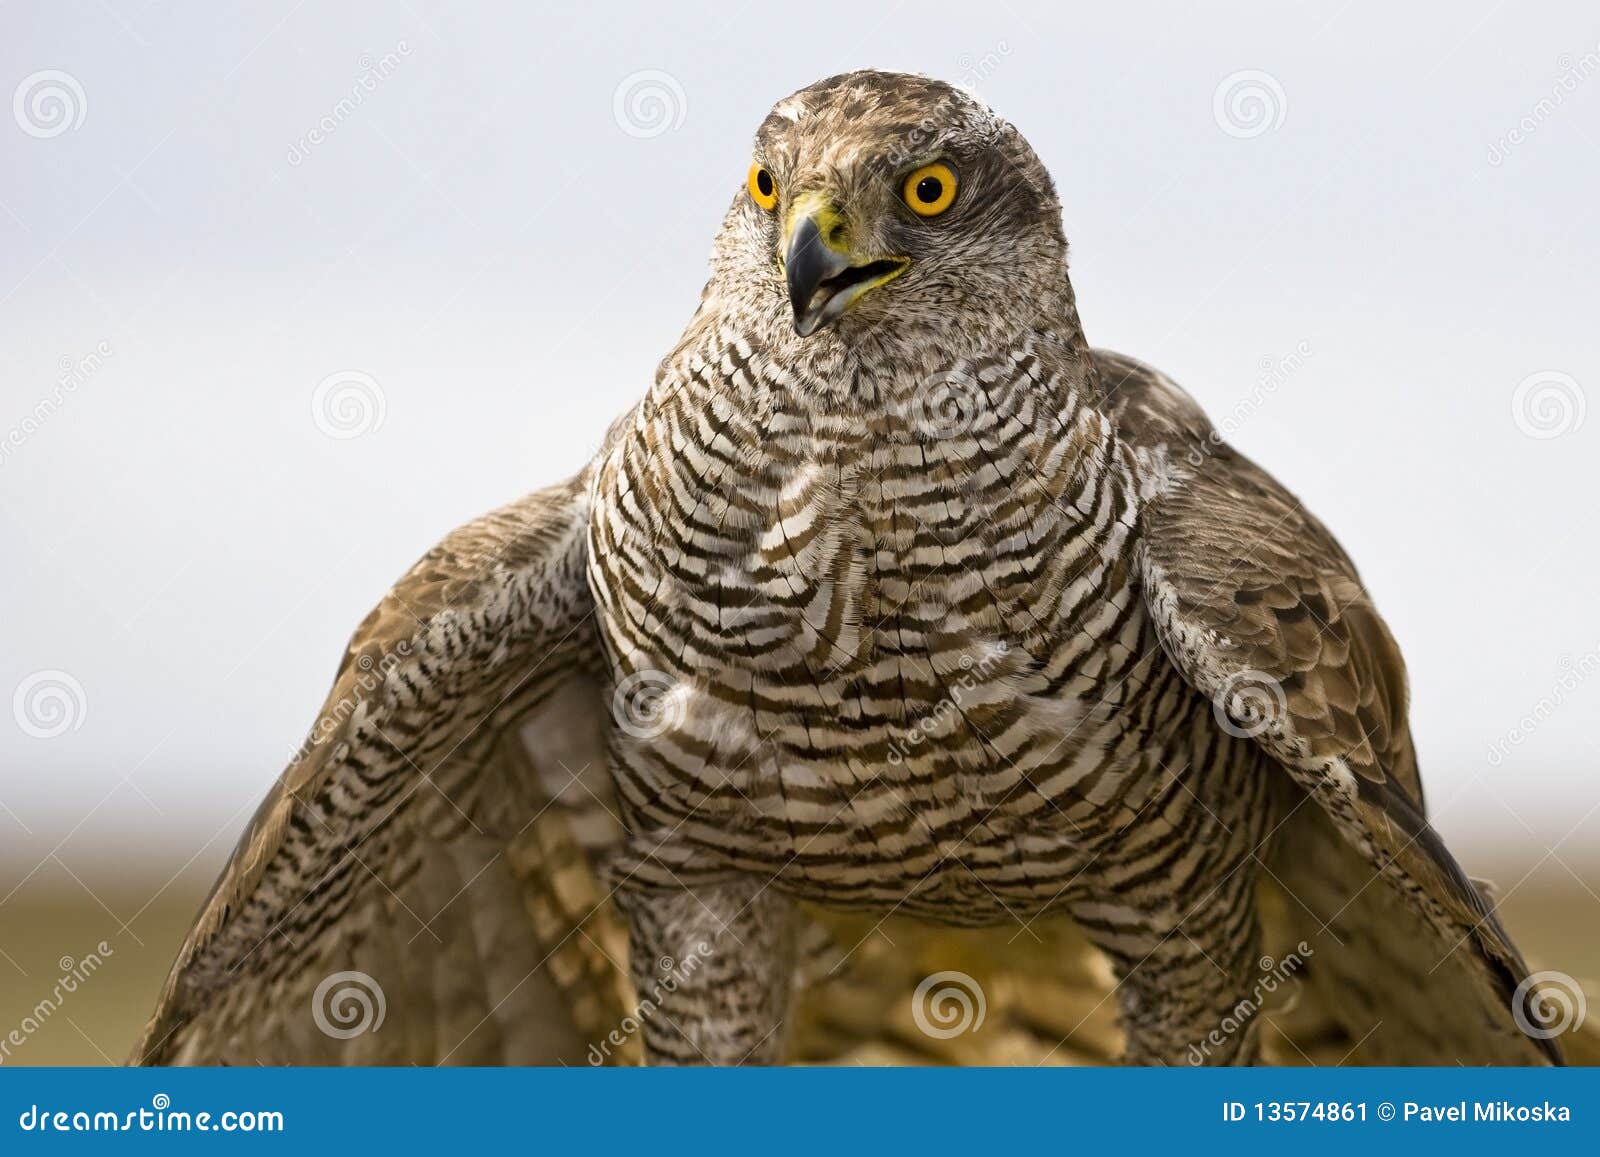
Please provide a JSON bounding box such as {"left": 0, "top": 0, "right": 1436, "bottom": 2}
{"left": 902, "top": 162, "right": 957, "bottom": 217}
{"left": 748, "top": 162, "right": 779, "bottom": 211}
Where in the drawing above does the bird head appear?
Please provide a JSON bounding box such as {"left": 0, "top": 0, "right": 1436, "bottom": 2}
{"left": 715, "top": 71, "right": 1067, "bottom": 344}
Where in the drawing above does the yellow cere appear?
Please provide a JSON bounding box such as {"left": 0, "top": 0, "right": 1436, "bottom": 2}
{"left": 902, "top": 161, "right": 957, "bottom": 217}
{"left": 748, "top": 162, "right": 779, "bottom": 211}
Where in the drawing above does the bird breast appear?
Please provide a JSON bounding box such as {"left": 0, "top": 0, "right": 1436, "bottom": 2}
{"left": 586, "top": 332, "right": 1168, "bottom": 887}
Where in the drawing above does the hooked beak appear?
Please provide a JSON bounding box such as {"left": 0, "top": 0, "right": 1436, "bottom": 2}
{"left": 782, "top": 196, "right": 909, "bottom": 337}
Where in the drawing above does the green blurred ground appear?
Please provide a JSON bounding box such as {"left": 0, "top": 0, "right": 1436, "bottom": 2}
{"left": 1, "top": 860, "right": 1596, "bottom": 1066}
{"left": 0, "top": 863, "right": 213, "bottom": 1067}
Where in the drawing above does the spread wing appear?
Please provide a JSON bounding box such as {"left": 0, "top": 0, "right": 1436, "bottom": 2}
{"left": 1088, "top": 353, "right": 1561, "bottom": 1068}
{"left": 1100, "top": 349, "right": 1561, "bottom": 1065}
{"left": 132, "top": 469, "right": 635, "bottom": 1065}
{"left": 132, "top": 366, "right": 1582, "bottom": 1068}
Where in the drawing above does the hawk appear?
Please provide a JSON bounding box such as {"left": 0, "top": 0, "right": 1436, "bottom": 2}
{"left": 134, "top": 71, "right": 1569, "bottom": 1067}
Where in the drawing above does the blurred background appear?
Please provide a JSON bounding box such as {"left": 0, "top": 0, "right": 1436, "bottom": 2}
{"left": 2, "top": 1, "right": 1597, "bottom": 1064}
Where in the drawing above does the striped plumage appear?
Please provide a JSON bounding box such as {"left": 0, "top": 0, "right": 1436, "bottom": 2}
{"left": 135, "top": 71, "right": 1572, "bottom": 1067}
{"left": 590, "top": 311, "right": 1287, "bottom": 1064}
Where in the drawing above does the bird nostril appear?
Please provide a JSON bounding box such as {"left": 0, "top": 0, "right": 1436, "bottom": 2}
{"left": 825, "top": 220, "right": 848, "bottom": 248}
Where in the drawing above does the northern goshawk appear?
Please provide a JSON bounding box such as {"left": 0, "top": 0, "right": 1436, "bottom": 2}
{"left": 134, "top": 71, "right": 1562, "bottom": 1067}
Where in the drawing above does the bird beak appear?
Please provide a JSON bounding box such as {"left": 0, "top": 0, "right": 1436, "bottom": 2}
{"left": 782, "top": 194, "right": 909, "bottom": 337}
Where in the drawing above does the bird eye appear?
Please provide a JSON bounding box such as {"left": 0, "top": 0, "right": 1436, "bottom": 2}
{"left": 748, "top": 163, "right": 779, "bottom": 211}
{"left": 902, "top": 162, "right": 957, "bottom": 217}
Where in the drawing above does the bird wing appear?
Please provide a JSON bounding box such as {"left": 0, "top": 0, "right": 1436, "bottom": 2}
{"left": 131, "top": 364, "right": 1582, "bottom": 1068}
{"left": 1099, "top": 349, "right": 1559, "bottom": 1065}
{"left": 132, "top": 467, "right": 637, "bottom": 1065}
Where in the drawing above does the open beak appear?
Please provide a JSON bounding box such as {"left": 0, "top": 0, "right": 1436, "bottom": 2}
{"left": 782, "top": 197, "right": 909, "bottom": 337}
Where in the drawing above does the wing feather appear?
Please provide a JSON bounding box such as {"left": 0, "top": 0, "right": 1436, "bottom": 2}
{"left": 133, "top": 471, "right": 631, "bottom": 1065}
{"left": 1099, "top": 349, "right": 1560, "bottom": 1064}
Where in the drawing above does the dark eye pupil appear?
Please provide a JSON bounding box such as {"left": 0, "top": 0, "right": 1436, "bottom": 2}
{"left": 756, "top": 169, "right": 773, "bottom": 197}
{"left": 915, "top": 176, "right": 943, "bottom": 203}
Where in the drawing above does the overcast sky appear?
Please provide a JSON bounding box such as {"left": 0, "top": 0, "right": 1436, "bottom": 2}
{"left": 3, "top": 1, "right": 1598, "bottom": 883}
